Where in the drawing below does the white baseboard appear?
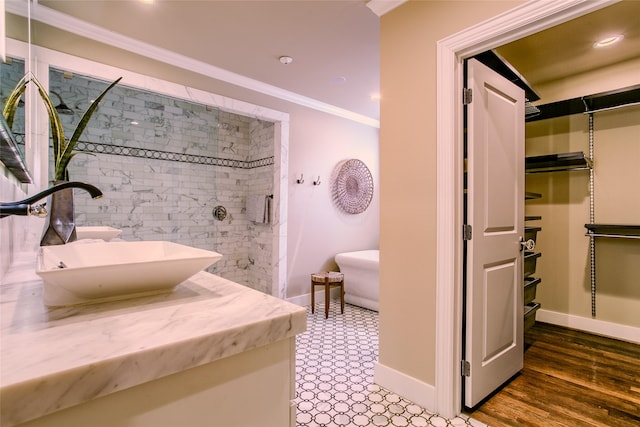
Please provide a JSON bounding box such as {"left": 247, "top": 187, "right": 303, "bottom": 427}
{"left": 286, "top": 293, "right": 308, "bottom": 307}
{"left": 537, "top": 309, "right": 640, "bottom": 344}
{"left": 286, "top": 288, "right": 342, "bottom": 307}
{"left": 374, "top": 362, "right": 436, "bottom": 413}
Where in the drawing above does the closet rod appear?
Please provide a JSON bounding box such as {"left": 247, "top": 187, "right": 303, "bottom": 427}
{"left": 584, "top": 224, "right": 640, "bottom": 238}
{"left": 582, "top": 100, "right": 640, "bottom": 115}
{"left": 586, "top": 234, "right": 640, "bottom": 240}
{"left": 527, "top": 84, "right": 640, "bottom": 122}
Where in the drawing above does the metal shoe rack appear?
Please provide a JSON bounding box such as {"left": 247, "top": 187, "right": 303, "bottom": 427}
{"left": 524, "top": 193, "right": 542, "bottom": 332}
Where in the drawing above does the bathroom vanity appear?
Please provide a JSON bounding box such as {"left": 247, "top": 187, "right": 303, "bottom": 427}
{"left": 0, "top": 252, "right": 306, "bottom": 427}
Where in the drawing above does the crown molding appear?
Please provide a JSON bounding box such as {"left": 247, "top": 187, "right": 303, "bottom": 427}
{"left": 6, "top": 1, "right": 380, "bottom": 128}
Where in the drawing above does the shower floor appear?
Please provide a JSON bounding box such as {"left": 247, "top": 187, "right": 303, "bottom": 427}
{"left": 295, "top": 303, "right": 485, "bottom": 427}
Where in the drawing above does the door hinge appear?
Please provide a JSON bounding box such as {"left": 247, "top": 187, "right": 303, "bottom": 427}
{"left": 463, "top": 224, "right": 472, "bottom": 240}
{"left": 463, "top": 88, "right": 473, "bottom": 105}
{"left": 461, "top": 360, "right": 471, "bottom": 377}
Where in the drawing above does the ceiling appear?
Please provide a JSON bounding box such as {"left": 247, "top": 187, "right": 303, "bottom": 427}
{"left": 496, "top": 0, "right": 640, "bottom": 92}
{"left": 16, "top": 1, "right": 640, "bottom": 121}
{"left": 36, "top": 0, "right": 381, "bottom": 120}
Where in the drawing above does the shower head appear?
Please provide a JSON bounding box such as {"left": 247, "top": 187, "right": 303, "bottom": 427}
{"left": 50, "top": 91, "right": 75, "bottom": 115}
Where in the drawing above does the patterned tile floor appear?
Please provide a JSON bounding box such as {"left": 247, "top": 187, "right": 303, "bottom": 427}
{"left": 295, "top": 303, "right": 487, "bottom": 427}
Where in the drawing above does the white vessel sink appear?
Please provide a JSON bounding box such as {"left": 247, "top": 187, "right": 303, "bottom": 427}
{"left": 36, "top": 241, "right": 223, "bottom": 306}
{"left": 76, "top": 226, "right": 122, "bottom": 241}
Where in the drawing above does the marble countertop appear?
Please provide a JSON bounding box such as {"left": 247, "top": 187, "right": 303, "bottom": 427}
{"left": 0, "top": 252, "right": 307, "bottom": 426}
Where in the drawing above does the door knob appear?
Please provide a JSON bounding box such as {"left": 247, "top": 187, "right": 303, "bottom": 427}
{"left": 520, "top": 238, "right": 535, "bottom": 251}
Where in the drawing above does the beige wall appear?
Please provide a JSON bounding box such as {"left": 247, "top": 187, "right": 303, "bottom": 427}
{"left": 526, "top": 59, "right": 640, "bottom": 327}
{"left": 379, "top": 0, "right": 524, "bottom": 387}
{"left": 534, "top": 56, "right": 640, "bottom": 103}
{"left": 526, "top": 100, "right": 640, "bottom": 327}
{"left": 380, "top": 0, "right": 639, "bottom": 391}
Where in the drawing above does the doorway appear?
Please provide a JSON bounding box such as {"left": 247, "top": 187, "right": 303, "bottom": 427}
{"left": 433, "top": 0, "right": 620, "bottom": 418}
{"left": 461, "top": 58, "right": 525, "bottom": 409}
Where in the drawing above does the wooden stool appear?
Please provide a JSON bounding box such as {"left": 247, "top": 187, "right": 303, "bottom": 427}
{"left": 311, "top": 272, "right": 345, "bottom": 318}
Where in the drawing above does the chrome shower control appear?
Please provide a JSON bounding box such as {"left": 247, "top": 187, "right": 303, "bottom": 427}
{"left": 212, "top": 205, "right": 227, "bottom": 221}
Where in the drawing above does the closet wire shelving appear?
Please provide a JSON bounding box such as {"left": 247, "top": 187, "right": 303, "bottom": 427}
{"left": 526, "top": 84, "right": 640, "bottom": 317}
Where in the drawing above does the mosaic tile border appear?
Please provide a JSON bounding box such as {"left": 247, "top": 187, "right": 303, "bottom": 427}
{"left": 13, "top": 135, "right": 274, "bottom": 170}
{"left": 74, "top": 140, "right": 274, "bottom": 169}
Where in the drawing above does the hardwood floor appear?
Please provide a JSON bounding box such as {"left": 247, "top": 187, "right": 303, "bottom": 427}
{"left": 465, "top": 322, "right": 640, "bottom": 426}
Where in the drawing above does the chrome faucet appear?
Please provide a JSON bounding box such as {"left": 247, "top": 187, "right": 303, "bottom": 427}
{"left": 0, "top": 181, "right": 103, "bottom": 218}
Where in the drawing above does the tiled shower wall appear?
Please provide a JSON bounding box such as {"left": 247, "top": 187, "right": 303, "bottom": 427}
{"left": 247, "top": 120, "right": 276, "bottom": 293}
{"left": 50, "top": 70, "right": 275, "bottom": 293}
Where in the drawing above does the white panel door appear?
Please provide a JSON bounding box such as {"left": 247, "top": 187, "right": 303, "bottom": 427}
{"left": 464, "top": 58, "right": 525, "bottom": 408}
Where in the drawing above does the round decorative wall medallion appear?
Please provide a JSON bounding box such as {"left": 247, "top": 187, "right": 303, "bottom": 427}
{"left": 331, "top": 159, "right": 374, "bottom": 214}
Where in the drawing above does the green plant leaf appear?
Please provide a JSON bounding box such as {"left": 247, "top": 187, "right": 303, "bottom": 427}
{"left": 57, "top": 77, "right": 122, "bottom": 180}
{"left": 69, "top": 77, "right": 122, "bottom": 147}
{"left": 57, "top": 151, "right": 83, "bottom": 181}
{"left": 30, "top": 76, "right": 66, "bottom": 173}
{"left": 5, "top": 74, "right": 122, "bottom": 181}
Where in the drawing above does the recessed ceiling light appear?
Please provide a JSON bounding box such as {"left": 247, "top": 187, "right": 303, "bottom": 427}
{"left": 279, "top": 56, "right": 293, "bottom": 65}
{"left": 140, "top": 0, "right": 155, "bottom": 4}
{"left": 593, "top": 34, "right": 624, "bottom": 48}
{"left": 330, "top": 76, "right": 347, "bottom": 85}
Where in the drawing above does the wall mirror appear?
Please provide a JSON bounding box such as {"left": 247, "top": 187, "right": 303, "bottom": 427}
{"left": 0, "top": 55, "right": 32, "bottom": 183}
{"left": 2, "top": 11, "right": 289, "bottom": 297}
{"left": 48, "top": 65, "right": 276, "bottom": 294}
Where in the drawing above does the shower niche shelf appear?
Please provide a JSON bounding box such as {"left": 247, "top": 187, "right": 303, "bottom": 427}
{"left": 526, "top": 152, "right": 592, "bottom": 173}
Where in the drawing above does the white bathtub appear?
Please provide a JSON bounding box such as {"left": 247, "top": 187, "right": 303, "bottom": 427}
{"left": 334, "top": 250, "right": 379, "bottom": 311}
